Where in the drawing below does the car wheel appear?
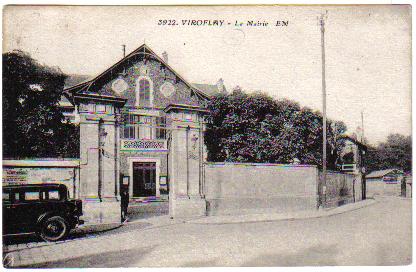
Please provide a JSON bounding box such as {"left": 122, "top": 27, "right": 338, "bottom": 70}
{"left": 39, "top": 216, "right": 69, "bottom": 242}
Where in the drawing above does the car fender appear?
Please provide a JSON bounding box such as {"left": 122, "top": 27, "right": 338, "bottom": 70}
{"left": 36, "top": 212, "right": 61, "bottom": 228}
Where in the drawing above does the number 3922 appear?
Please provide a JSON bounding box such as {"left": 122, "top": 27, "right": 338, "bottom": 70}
{"left": 158, "top": 20, "right": 178, "bottom": 26}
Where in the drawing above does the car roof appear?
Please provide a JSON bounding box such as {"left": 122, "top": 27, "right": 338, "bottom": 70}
{"left": 3, "top": 183, "right": 67, "bottom": 190}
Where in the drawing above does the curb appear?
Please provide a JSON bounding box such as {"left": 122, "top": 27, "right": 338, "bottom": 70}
{"left": 79, "top": 221, "right": 122, "bottom": 230}
{"left": 186, "top": 199, "right": 378, "bottom": 225}
{"left": 3, "top": 223, "right": 124, "bottom": 254}
{"left": 122, "top": 218, "right": 185, "bottom": 230}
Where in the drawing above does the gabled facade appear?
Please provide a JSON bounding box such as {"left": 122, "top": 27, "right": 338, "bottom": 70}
{"left": 339, "top": 135, "right": 367, "bottom": 175}
{"left": 64, "top": 44, "right": 216, "bottom": 213}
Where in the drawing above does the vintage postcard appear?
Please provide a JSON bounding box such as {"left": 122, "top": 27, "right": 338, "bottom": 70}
{"left": 2, "top": 4, "right": 412, "bottom": 268}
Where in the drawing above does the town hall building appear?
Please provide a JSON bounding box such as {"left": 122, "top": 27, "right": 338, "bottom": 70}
{"left": 63, "top": 44, "right": 225, "bottom": 221}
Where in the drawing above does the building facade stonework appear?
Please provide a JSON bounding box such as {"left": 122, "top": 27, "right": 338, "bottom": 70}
{"left": 64, "top": 44, "right": 217, "bottom": 221}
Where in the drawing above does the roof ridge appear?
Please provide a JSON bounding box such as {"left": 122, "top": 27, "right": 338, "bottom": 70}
{"left": 367, "top": 168, "right": 403, "bottom": 178}
{"left": 64, "top": 80, "right": 92, "bottom": 92}
{"left": 64, "top": 43, "right": 210, "bottom": 101}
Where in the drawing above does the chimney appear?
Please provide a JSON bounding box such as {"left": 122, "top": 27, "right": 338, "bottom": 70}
{"left": 122, "top": 44, "right": 126, "bottom": 58}
{"left": 216, "top": 78, "right": 225, "bottom": 93}
{"left": 162, "top": 51, "right": 168, "bottom": 63}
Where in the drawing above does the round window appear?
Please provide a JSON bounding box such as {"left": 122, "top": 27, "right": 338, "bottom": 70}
{"left": 111, "top": 78, "right": 128, "bottom": 94}
{"left": 160, "top": 82, "right": 175, "bottom": 97}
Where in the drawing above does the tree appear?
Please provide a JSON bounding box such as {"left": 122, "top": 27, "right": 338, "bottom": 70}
{"left": 204, "top": 88, "right": 347, "bottom": 168}
{"left": 366, "top": 133, "right": 411, "bottom": 172}
{"left": 327, "top": 121, "right": 348, "bottom": 169}
{"left": 3, "top": 50, "right": 79, "bottom": 158}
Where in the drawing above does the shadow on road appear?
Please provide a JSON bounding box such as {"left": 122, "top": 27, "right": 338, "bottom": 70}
{"left": 241, "top": 244, "right": 339, "bottom": 266}
{"left": 3, "top": 226, "right": 119, "bottom": 246}
{"left": 3, "top": 221, "right": 153, "bottom": 247}
{"left": 181, "top": 258, "right": 219, "bottom": 267}
{"left": 18, "top": 245, "right": 157, "bottom": 268}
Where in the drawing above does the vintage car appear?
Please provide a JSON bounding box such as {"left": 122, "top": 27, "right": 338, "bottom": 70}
{"left": 2, "top": 183, "right": 84, "bottom": 241}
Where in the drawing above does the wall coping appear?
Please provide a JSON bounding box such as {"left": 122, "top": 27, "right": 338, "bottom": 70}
{"left": 3, "top": 159, "right": 80, "bottom": 168}
{"left": 318, "top": 170, "right": 355, "bottom": 177}
{"left": 205, "top": 162, "right": 317, "bottom": 168}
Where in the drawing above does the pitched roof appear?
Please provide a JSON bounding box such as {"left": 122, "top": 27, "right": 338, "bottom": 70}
{"left": 164, "top": 103, "right": 210, "bottom": 114}
{"left": 64, "top": 74, "right": 91, "bottom": 89}
{"left": 366, "top": 169, "right": 403, "bottom": 179}
{"left": 339, "top": 135, "right": 367, "bottom": 151}
{"left": 64, "top": 44, "right": 210, "bottom": 102}
{"left": 192, "top": 83, "right": 222, "bottom": 97}
{"left": 58, "top": 95, "right": 75, "bottom": 108}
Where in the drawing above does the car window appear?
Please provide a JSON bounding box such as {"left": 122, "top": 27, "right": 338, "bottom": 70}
{"left": 48, "top": 190, "right": 60, "bottom": 200}
{"left": 24, "top": 191, "right": 41, "bottom": 201}
{"left": 2, "top": 192, "right": 10, "bottom": 202}
{"left": 14, "top": 192, "right": 21, "bottom": 202}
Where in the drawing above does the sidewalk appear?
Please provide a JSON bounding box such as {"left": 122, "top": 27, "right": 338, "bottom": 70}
{"left": 186, "top": 198, "right": 377, "bottom": 225}
{"left": 3, "top": 198, "right": 377, "bottom": 268}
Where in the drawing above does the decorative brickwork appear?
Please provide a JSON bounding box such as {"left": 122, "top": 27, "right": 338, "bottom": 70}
{"left": 99, "top": 59, "right": 201, "bottom": 109}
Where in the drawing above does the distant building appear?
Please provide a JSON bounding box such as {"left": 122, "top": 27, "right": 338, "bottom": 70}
{"left": 58, "top": 95, "right": 79, "bottom": 123}
{"left": 366, "top": 169, "right": 403, "bottom": 183}
{"left": 192, "top": 78, "right": 227, "bottom": 96}
{"left": 366, "top": 169, "right": 404, "bottom": 197}
{"left": 339, "top": 135, "right": 367, "bottom": 175}
{"left": 404, "top": 173, "right": 412, "bottom": 198}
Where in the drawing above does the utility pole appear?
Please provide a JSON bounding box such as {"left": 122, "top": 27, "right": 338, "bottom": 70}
{"left": 360, "top": 110, "right": 366, "bottom": 200}
{"left": 186, "top": 125, "right": 190, "bottom": 199}
{"left": 361, "top": 111, "right": 364, "bottom": 143}
{"left": 320, "top": 11, "right": 328, "bottom": 207}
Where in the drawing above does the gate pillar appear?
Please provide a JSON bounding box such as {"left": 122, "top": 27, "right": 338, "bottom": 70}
{"left": 165, "top": 104, "right": 208, "bottom": 218}
{"left": 75, "top": 96, "right": 126, "bottom": 224}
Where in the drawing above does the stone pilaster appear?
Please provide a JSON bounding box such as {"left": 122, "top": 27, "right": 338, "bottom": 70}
{"left": 76, "top": 99, "right": 125, "bottom": 224}
{"left": 165, "top": 105, "right": 207, "bottom": 218}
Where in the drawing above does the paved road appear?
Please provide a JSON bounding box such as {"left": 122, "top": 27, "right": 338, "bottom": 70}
{"left": 3, "top": 202, "right": 166, "bottom": 247}
{"left": 6, "top": 196, "right": 412, "bottom": 267}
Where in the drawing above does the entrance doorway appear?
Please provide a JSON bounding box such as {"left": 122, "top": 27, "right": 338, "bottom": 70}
{"left": 126, "top": 158, "right": 167, "bottom": 220}
{"left": 132, "top": 162, "right": 156, "bottom": 197}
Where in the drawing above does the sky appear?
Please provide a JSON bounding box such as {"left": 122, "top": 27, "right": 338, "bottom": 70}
{"left": 3, "top": 5, "right": 412, "bottom": 145}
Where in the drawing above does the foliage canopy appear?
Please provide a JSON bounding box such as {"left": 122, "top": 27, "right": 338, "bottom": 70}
{"left": 205, "top": 89, "right": 347, "bottom": 168}
{"left": 3, "top": 51, "right": 79, "bottom": 158}
{"left": 366, "top": 134, "right": 411, "bottom": 173}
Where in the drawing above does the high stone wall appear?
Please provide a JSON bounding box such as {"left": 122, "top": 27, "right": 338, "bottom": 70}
{"left": 204, "top": 163, "right": 319, "bottom": 215}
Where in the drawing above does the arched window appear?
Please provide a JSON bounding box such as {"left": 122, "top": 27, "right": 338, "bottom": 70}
{"left": 137, "top": 78, "right": 153, "bottom": 108}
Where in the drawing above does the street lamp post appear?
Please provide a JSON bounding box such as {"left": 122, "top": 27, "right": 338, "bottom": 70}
{"left": 320, "top": 12, "right": 328, "bottom": 207}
